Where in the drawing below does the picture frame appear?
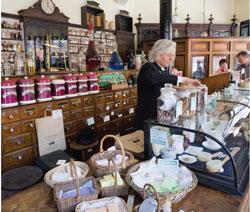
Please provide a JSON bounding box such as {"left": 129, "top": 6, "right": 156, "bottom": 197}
{"left": 212, "top": 55, "right": 229, "bottom": 74}
{"left": 240, "top": 20, "right": 250, "bottom": 37}
{"left": 191, "top": 55, "right": 208, "bottom": 79}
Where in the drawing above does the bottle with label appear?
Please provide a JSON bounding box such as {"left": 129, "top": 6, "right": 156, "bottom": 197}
{"left": 15, "top": 50, "right": 25, "bottom": 75}
{"left": 26, "top": 51, "right": 36, "bottom": 75}
{"left": 77, "top": 49, "right": 86, "bottom": 72}
{"left": 85, "top": 16, "right": 101, "bottom": 72}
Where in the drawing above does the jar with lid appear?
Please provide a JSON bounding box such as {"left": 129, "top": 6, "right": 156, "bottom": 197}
{"left": 26, "top": 51, "right": 36, "bottom": 75}
{"left": 36, "top": 75, "right": 52, "bottom": 102}
{"left": 1, "top": 78, "right": 18, "bottom": 108}
{"left": 88, "top": 72, "right": 99, "bottom": 94}
{"left": 65, "top": 74, "right": 78, "bottom": 97}
{"left": 77, "top": 50, "right": 86, "bottom": 72}
{"left": 189, "top": 86, "right": 198, "bottom": 116}
{"left": 51, "top": 79, "right": 66, "bottom": 100}
{"left": 196, "top": 84, "right": 208, "bottom": 112}
{"left": 78, "top": 74, "right": 88, "bottom": 95}
{"left": 157, "top": 84, "right": 178, "bottom": 123}
{"left": 18, "top": 76, "right": 36, "bottom": 105}
{"left": 15, "top": 51, "right": 25, "bottom": 75}
{"left": 69, "top": 55, "right": 78, "bottom": 72}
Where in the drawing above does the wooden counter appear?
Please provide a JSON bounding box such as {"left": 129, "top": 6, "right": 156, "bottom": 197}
{"left": 2, "top": 182, "right": 248, "bottom": 212}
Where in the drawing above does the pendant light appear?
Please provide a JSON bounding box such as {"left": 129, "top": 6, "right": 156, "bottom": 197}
{"left": 172, "top": 0, "right": 181, "bottom": 23}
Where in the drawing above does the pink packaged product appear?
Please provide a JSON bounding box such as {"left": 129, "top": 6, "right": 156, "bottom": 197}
{"left": 18, "top": 76, "right": 36, "bottom": 105}
{"left": 36, "top": 75, "right": 52, "bottom": 102}
{"left": 51, "top": 79, "right": 66, "bottom": 100}
{"left": 65, "top": 74, "right": 78, "bottom": 97}
{"left": 1, "top": 78, "right": 18, "bottom": 108}
{"left": 88, "top": 72, "right": 99, "bottom": 94}
{"left": 78, "top": 73, "right": 89, "bottom": 96}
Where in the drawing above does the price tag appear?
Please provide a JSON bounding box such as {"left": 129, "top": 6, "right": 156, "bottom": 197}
{"left": 191, "top": 96, "right": 197, "bottom": 111}
{"left": 129, "top": 108, "right": 134, "bottom": 114}
{"left": 118, "top": 114, "right": 123, "bottom": 118}
{"left": 106, "top": 106, "right": 110, "bottom": 111}
{"left": 103, "top": 115, "right": 110, "bottom": 122}
{"left": 176, "top": 100, "right": 183, "bottom": 117}
{"left": 150, "top": 128, "right": 168, "bottom": 145}
{"left": 111, "top": 111, "right": 115, "bottom": 116}
{"left": 52, "top": 109, "right": 63, "bottom": 118}
{"left": 86, "top": 117, "right": 95, "bottom": 126}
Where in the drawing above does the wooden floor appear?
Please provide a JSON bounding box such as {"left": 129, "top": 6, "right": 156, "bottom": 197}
{"left": 2, "top": 182, "right": 248, "bottom": 212}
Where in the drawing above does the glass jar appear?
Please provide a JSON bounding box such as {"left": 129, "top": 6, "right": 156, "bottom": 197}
{"left": 85, "top": 40, "right": 101, "bottom": 72}
{"left": 15, "top": 51, "right": 25, "bottom": 75}
{"left": 69, "top": 55, "right": 78, "bottom": 72}
{"left": 135, "top": 54, "right": 142, "bottom": 70}
{"left": 196, "top": 84, "right": 208, "bottom": 112}
{"left": 18, "top": 76, "right": 36, "bottom": 105}
{"left": 1, "top": 78, "right": 18, "bottom": 108}
{"left": 36, "top": 75, "right": 52, "bottom": 102}
{"left": 65, "top": 74, "right": 78, "bottom": 97}
{"left": 157, "top": 84, "right": 177, "bottom": 123}
{"left": 26, "top": 52, "right": 36, "bottom": 75}
{"left": 77, "top": 51, "right": 86, "bottom": 72}
{"left": 189, "top": 87, "right": 198, "bottom": 116}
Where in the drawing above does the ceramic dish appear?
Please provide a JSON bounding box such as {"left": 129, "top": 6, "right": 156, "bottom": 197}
{"left": 178, "top": 154, "right": 197, "bottom": 164}
{"left": 202, "top": 141, "right": 221, "bottom": 151}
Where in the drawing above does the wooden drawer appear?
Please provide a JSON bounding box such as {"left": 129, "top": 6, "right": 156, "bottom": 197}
{"left": 2, "top": 108, "right": 20, "bottom": 124}
{"left": 123, "top": 114, "right": 135, "bottom": 131}
{"left": 130, "top": 97, "right": 137, "bottom": 105}
{"left": 95, "top": 104, "right": 106, "bottom": 114}
{"left": 110, "top": 119, "right": 123, "bottom": 135}
{"left": 70, "top": 98, "right": 83, "bottom": 109}
{"left": 105, "top": 92, "right": 114, "bottom": 103}
{"left": 64, "top": 121, "right": 77, "bottom": 135}
{"left": 114, "top": 91, "right": 123, "bottom": 100}
{"left": 94, "top": 94, "right": 105, "bottom": 105}
{"left": 122, "top": 90, "right": 130, "bottom": 98}
{"left": 3, "top": 133, "right": 32, "bottom": 154}
{"left": 20, "top": 105, "right": 39, "bottom": 120}
{"left": 66, "top": 133, "right": 78, "bottom": 144}
{"left": 191, "top": 41, "right": 210, "bottom": 52}
{"left": 2, "top": 122, "right": 21, "bottom": 137}
{"left": 130, "top": 88, "right": 137, "bottom": 97}
{"left": 63, "top": 111, "right": 71, "bottom": 123}
{"left": 83, "top": 96, "right": 93, "bottom": 107}
{"left": 123, "top": 106, "right": 135, "bottom": 117}
{"left": 71, "top": 109, "right": 83, "bottom": 119}
{"left": 38, "top": 102, "right": 53, "bottom": 117}
{"left": 95, "top": 113, "right": 110, "bottom": 125}
{"left": 77, "top": 117, "right": 95, "bottom": 129}
{"left": 95, "top": 123, "right": 112, "bottom": 138}
{"left": 114, "top": 100, "right": 122, "bottom": 109}
{"left": 122, "top": 98, "right": 130, "bottom": 107}
{"left": 83, "top": 107, "right": 94, "bottom": 117}
{"left": 105, "top": 103, "right": 114, "bottom": 112}
{"left": 4, "top": 146, "right": 34, "bottom": 170}
{"left": 21, "top": 120, "right": 36, "bottom": 133}
{"left": 53, "top": 99, "right": 70, "bottom": 111}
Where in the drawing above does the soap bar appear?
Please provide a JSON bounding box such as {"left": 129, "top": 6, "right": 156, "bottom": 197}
{"left": 99, "top": 179, "right": 112, "bottom": 188}
{"left": 107, "top": 203, "right": 120, "bottom": 212}
{"left": 103, "top": 175, "right": 115, "bottom": 182}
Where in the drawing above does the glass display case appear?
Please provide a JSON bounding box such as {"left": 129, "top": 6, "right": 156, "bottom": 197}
{"left": 144, "top": 98, "right": 249, "bottom": 195}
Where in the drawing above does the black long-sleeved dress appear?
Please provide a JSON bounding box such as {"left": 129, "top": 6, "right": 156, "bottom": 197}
{"left": 134, "top": 62, "right": 178, "bottom": 130}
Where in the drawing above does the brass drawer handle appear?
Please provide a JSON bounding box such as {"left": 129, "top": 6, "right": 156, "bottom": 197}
{"left": 10, "top": 128, "right": 15, "bottom": 133}
{"left": 17, "top": 155, "right": 23, "bottom": 160}
{"left": 8, "top": 114, "right": 14, "bottom": 119}
{"left": 123, "top": 102, "right": 126, "bottom": 105}
{"left": 28, "top": 111, "right": 33, "bottom": 115}
{"left": 60, "top": 105, "right": 65, "bottom": 109}
{"left": 123, "top": 93, "right": 127, "bottom": 97}
{"left": 66, "top": 127, "right": 71, "bottom": 131}
{"left": 16, "top": 141, "right": 22, "bottom": 145}
{"left": 29, "top": 123, "right": 34, "bottom": 128}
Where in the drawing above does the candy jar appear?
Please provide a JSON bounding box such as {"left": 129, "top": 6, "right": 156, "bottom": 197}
{"left": 88, "top": 72, "right": 99, "bottom": 94}
{"left": 78, "top": 73, "right": 88, "bottom": 95}
{"left": 1, "top": 78, "right": 18, "bottom": 108}
{"left": 51, "top": 79, "right": 66, "bottom": 100}
{"left": 18, "top": 76, "right": 36, "bottom": 105}
{"left": 65, "top": 74, "right": 78, "bottom": 97}
{"left": 36, "top": 75, "right": 52, "bottom": 102}
{"left": 77, "top": 50, "right": 86, "bottom": 72}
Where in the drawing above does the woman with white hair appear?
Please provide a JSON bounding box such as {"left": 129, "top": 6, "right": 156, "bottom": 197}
{"left": 134, "top": 39, "right": 200, "bottom": 130}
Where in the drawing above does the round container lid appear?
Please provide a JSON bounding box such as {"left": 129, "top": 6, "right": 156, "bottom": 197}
{"left": 65, "top": 74, "right": 77, "bottom": 81}
{"left": 78, "top": 74, "right": 88, "bottom": 80}
{"left": 36, "top": 75, "right": 51, "bottom": 83}
{"left": 52, "top": 79, "right": 65, "bottom": 84}
{"left": 2, "top": 77, "right": 16, "bottom": 86}
{"left": 88, "top": 72, "right": 98, "bottom": 78}
{"left": 19, "top": 76, "right": 34, "bottom": 84}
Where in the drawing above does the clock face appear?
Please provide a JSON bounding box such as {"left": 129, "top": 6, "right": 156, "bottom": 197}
{"left": 41, "top": 0, "right": 55, "bottom": 15}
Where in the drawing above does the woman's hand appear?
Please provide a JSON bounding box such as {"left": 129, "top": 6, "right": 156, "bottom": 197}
{"left": 182, "top": 77, "right": 201, "bottom": 86}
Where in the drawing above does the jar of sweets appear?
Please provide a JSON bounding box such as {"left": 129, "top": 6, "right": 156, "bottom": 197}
{"left": 51, "top": 79, "right": 66, "bottom": 100}
{"left": 1, "top": 78, "right": 18, "bottom": 108}
{"left": 65, "top": 74, "right": 78, "bottom": 97}
{"left": 18, "top": 76, "right": 36, "bottom": 105}
{"left": 88, "top": 72, "right": 99, "bottom": 94}
{"left": 78, "top": 73, "right": 88, "bottom": 95}
{"left": 36, "top": 75, "right": 52, "bottom": 102}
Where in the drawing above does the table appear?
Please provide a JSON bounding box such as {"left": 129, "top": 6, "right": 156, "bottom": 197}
{"left": 2, "top": 182, "right": 248, "bottom": 212}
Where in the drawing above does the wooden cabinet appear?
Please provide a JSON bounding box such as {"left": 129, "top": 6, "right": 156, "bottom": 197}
{"left": 115, "top": 11, "right": 133, "bottom": 32}
{"left": 1, "top": 87, "right": 137, "bottom": 171}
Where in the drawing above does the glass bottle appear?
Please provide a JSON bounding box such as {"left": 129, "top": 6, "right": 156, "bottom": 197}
{"left": 69, "top": 55, "right": 78, "bottom": 72}
{"left": 15, "top": 50, "right": 25, "bottom": 75}
{"left": 85, "top": 16, "right": 101, "bottom": 72}
{"left": 77, "top": 50, "right": 86, "bottom": 72}
{"left": 26, "top": 51, "right": 36, "bottom": 75}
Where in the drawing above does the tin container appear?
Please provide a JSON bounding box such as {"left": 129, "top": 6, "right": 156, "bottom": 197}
{"left": 36, "top": 75, "right": 52, "bottom": 102}
{"left": 51, "top": 79, "right": 66, "bottom": 100}
{"left": 18, "top": 76, "right": 36, "bottom": 105}
{"left": 78, "top": 73, "right": 88, "bottom": 96}
{"left": 1, "top": 78, "right": 18, "bottom": 108}
{"left": 65, "top": 74, "right": 78, "bottom": 97}
{"left": 88, "top": 72, "right": 99, "bottom": 94}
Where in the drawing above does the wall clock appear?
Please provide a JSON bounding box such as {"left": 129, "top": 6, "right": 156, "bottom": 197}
{"left": 41, "top": 0, "right": 55, "bottom": 15}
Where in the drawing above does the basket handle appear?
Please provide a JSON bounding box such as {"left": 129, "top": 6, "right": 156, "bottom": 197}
{"left": 69, "top": 159, "right": 81, "bottom": 201}
{"left": 108, "top": 158, "right": 118, "bottom": 186}
{"left": 143, "top": 184, "right": 160, "bottom": 212}
{"left": 99, "top": 134, "right": 126, "bottom": 169}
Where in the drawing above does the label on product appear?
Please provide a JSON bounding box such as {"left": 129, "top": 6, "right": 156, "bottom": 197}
{"left": 56, "top": 159, "right": 66, "bottom": 165}
{"left": 55, "top": 86, "right": 65, "bottom": 93}
{"left": 150, "top": 128, "right": 168, "bottom": 145}
{"left": 129, "top": 108, "right": 135, "bottom": 114}
{"left": 111, "top": 111, "right": 115, "bottom": 116}
{"left": 158, "top": 159, "right": 179, "bottom": 167}
{"left": 52, "top": 109, "right": 63, "bottom": 118}
{"left": 191, "top": 96, "right": 197, "bottom": 111}
{"left": 103, "top": 115, "right": 110, "bottom": 122}
{"left": 2, "top": 91, "right": 17, "bottom": 98}
{"left": 107, "top": 146, "right": 116, "bottom": 151}
{"left": 79, "top": 84, "right": 88, "bottom": 89}
{"left": 176, "top": 100, "right": 183, "bottom": 117}
{"left": 21, "top": 89, "right": 35, "bottom": 96}
{"left": 86, "top": 117, "right": 95, "bottom": 126}
{"left": 68, "top": 85, "right": 77, "bottom": 91}
{"left": 38, "top": 87, "right": 51, "bottom": 94}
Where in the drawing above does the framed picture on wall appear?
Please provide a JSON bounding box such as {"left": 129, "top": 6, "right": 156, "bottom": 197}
{"left": 212, "top": 55, "right": 229, "bottom": 74}
{"left": 192, "top": 56, "right": 208, "bottom": 79}
{"left": 240, "top": 20, "right": 250, "bottom": 36}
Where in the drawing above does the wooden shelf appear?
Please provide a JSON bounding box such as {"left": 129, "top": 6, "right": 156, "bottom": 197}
{"left": 1, "top": 38, "right": 23, "bottom": 41}
{"left": 1, "top": 27, "right": 22, "bottom": 31}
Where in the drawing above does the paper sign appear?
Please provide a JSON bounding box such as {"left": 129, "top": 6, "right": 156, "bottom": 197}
{"left": 52, "top": 109, "right": 63, "bottom": 118}
{"left": 111, "top": 111, "right": 115, "bottom": 116}
{"left": 86, "top": 117, "right": 95, "bottom": 126}
{"left": 150, "top": 128, "right": 168, "bottom": 145}
{"left": 118, "top": 114, "right": 123, "bottom": 118}
{"left": 56, "top": 160, "right": 66, "bottom": 165}
{"left": 103, "top": 115, "right": 110, "bottom": 122}
{"left": 129, "top": 108, "right": 135, "bottom": 114}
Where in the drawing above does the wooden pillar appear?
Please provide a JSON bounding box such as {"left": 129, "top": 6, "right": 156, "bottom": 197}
{"left": 160, "top": 0, "right": 172, "bottom": 40}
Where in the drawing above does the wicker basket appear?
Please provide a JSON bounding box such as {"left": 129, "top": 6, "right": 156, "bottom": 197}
{"left": 99, "top": 159, "right": 129, "bottom": 197}
{"left": 75, "top": 196, "right": 128, "bottom": 212}
{"left": 54, "top": 160, "right": 100, "bottom": 212}
{"left": 126, "top": 161, "right": 198, "bottom": 204}
{"left": 44, "top": 160, "right": 89, "bottom": 188}
{"left": 89, "top": 134, "right": 134, "bottom": 177}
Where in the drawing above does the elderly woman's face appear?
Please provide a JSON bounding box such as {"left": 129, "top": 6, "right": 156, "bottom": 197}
{"left": 158, "top": 51, "right": 176, "bottom": 67}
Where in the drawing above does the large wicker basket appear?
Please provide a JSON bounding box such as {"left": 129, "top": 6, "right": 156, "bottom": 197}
{"left": 54, "top": 160, "right": 100, "bottom": 212}
{"left": 89, "top": 134, "right": 134, "bottom": 177}
{"left": 44, "top": 160, "right": 89, "bottom": 188}
{"left": 99, "top": 159, "right": 129, "bottom": 197}
{"left": 126, "top": 161, "right": 198, "bottom": 204}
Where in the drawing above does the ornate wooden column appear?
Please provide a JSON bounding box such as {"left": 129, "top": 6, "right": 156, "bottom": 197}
{"left": 160, "top": 0, "right": 172, "bottom": 40}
